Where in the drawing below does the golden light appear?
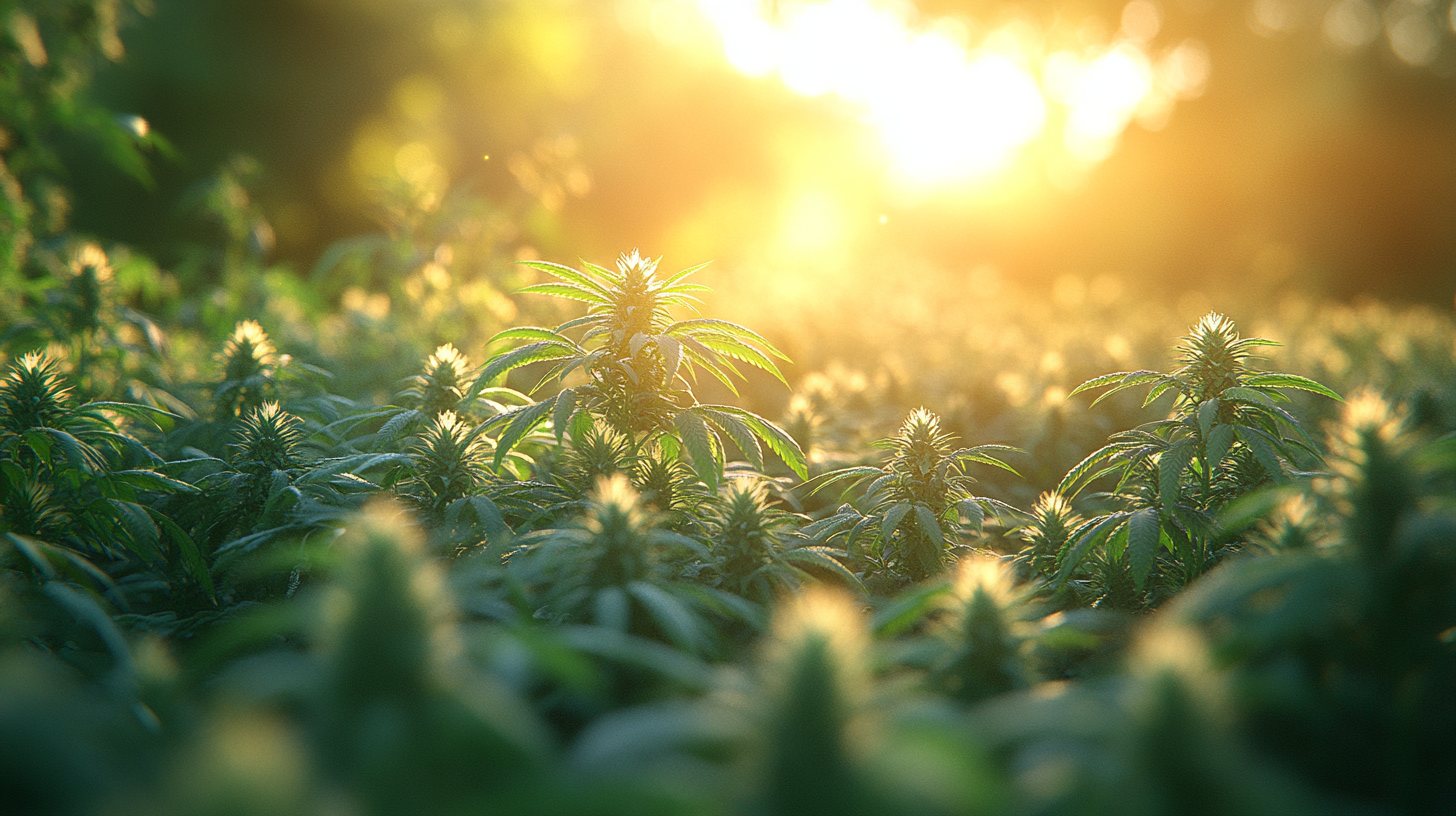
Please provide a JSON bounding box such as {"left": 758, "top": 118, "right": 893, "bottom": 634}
{"left": 780, "top": 188, "right": 845, "bottom": 256}
{"left": 689, "top": 0, "right": 1211, "bottom": 187}
{"left": 1060, "top": 45, "right": 1153, "bottom": 162}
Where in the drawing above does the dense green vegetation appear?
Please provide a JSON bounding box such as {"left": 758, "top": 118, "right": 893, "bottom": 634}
{"left": 4, "top": 3, "right": 1455, "bottom": 815}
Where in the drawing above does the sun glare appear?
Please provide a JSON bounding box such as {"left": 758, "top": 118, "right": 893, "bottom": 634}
{"left": 690, "top": 0, "right": 1209, "bottom": 187}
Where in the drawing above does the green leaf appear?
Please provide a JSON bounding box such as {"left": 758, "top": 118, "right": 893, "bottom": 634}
{"left": 956, "top": 498, "right": 985, "bottom": 532}
{"left": 5, "top": 533, "right": 111, "bottom": 588}
{"left": 1159, "top": 440, "right": 1196, "bottom": 511}
{"left": 781, "top": 547, "right": 866, "bottom": 593}
{"left": 473, "top": 341, "right": 581, "bottom": 394}
{"left": 1235, "top": 426, "right": 1287, "bottom": 482}
{"left": 517, "top": 282, "right": 609, "bottom": 305}
{"left": 655, "top": 336, "right": 684, "bottom": 382}
{"left": 1055, "top": 513, "right": 1126, "bottom": 585}
{"left": 473, "top": 386, "right": 535, "bottom": 407}
{"left": 1242, "top": 373, "right": 1342, "bottom": 401}
{"left": 952, "top": 446, "right": 1023, "bottom": 476}
{"left": 1222, "top": 386, "right": 1278, "bottom": 408}
{"left": 846, "top": 515, "right": 876, "bottom": 559}
{"left": 558, "top": 625, "right": 711, "bottom": 690}
{"left": 19, "top": 429, "right": 52, "bottom": 465}
{"left": 1127, "top": 508, "right": 1160, "bottom": 590}
{"left": 801, "top": 508, "right": 858, "bottom": 540}
{"left": 658, "top": 260, "right": 713, "bottom": 288}
{"left": 803, "top": 466, "right": 881, "bottom": 497}
{"left": 678, "top": 336, "right": 741, "bottom": 395}
{"left": 110, "top": 500, "right": 162, "bottom": 563}
{"left": 1070, "top": 370, "right": 1155, "bottom": 399}
{"left": 694, "top": 407, "right": 764, "bottom": 471}
{"left": 693, "top": 335, "right": 787, "bottom": 386}
{"left": 516, "top": 260, "right": 614, "bottom": 299}
{"left": 485, "top": 326, "right": 568, "bottom": 346}
{"left": 1143, "top": 379, "right": 1182, "bottom": 407}
{"left": 1091, "top": 373, "right": 1170, "bottom": 407}
{"left": 568, "top": 409, "right": 594, "bottom": 443}
{"left": 151, "top": 510, "right": 215, "bottom": 602}
{"left": 1206, "top": 423, "right": 1235, "bottom": 466}
{"left": 872, "top": 582, "right": 953, "bottom": 636}
{"left": 551, "top": 388, "right": 578, "bottom": 445}
{"left": 375, "top": 409, "right": 423, "bottom": 446}
{"left": 913, "top": 504, "right": 947, "bottom": 548}
{"left": 1219, "top": 485, "right": 1297, "bottom": 534}
{"left": 1106, "top": 524, "right": 1129, "bottom": 563}
{"left": 705, "top": 406, "right": 808, "bottom": 479}
{"left": 492, "top": 398, "right": 557, "bottom": 468}
{"left": 666, "top": 318, "right": 790, "bottom": 360}
{"left": 626, "top": 581, "right": 708, "bottom": 654}
{"left": 462, "top": 496, "right": 513, "bottom": 549}
{"left": 881, "top": 502, "right": 912, "bottom": 542}
{"left": 111, "top": 469, "right": 199, "bottom": 494}
{"left": 1198, "top": 399, "right": 1219, "bottom": 438}
{"left": 673, "top": 410, "right": 722, "bottom": 493}
{"left": 1057, "top": 445, "right": 1120, "bottom": 499}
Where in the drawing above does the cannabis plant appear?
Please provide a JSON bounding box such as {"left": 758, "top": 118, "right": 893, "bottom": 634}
{"left": 311, "top": 502, "right": 553, "bottom": 814}
{"left": 329, "top": 343, "right": 536, "bottom": 461}
{"left": 1154, "top": 393, "right": 1456, "bottom": 813}
{"left": 553, "top": 422, "right": 636, "bottom": 495}
{"left": 805, "top": 408, "right": 1019, "bottom": 587}
{"left": 386, "top": 408, "right": 539, "bottom": 552}
{"left": 508, "top": 475, "right": 744, "bottom": 655}
{"left": 739, "top": 589, "right": 885, "bottom": 814}
{"left": 1051, "top": 313, "right": 1340, "bottom": 606}
{"left": 699, "top": 479, "right": 861, "bottom": 604}
{"left": 397, "top": 410, "right": 491, "bottom": 512}
{"left": 469, "top": 251, "right": 806, "bottom": 491}
{"left": 568, "top": 589, "right": 892, "bottom": 813}
{"left": 1012, "top": 491, "right": 1082, "bottom": 584}
{"left": 403, "top": 343, "right": 476, "bottom": 417}
{"left": 0, "top": 351, "right": 203, "bottom": 581}
{"left": 873, "top": 555, "right": 1042, "bottom": 705}
{"left": 212, "top": 320, "right": 281, "bottom": 421}
{"left": 188, "top": 402, "right": 373, "bottom": 572}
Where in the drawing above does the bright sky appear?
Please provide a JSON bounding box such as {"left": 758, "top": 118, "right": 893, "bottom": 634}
{"left": 691, "top": 0, "right": 1209, "bottom": 187}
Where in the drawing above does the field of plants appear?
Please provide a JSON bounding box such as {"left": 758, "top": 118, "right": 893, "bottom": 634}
{"left": 4, "top": 2, "right": 1456, "bottom": 815}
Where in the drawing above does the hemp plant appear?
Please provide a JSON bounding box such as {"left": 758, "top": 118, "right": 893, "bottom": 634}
{"left": 0, "top": 350, "right": 206, "bottom": 591}
{"left": 700, "top": 479, "right": 861, "bottom": 604}
{"left": 804, "top": 408, "right": 1020, "bottom": 588}
{"left": 468, "top": 251, "right": 806, "bottom": 491}
{"left": 1051, "top": 313, "right": 1340, "bottom": 606}
{"left": 327, "top": 343, "right": 534, "bottom": 464}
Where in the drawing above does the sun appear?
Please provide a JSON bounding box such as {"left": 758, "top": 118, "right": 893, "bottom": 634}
{"left": 691, "top": 0, "right": 1208, "bottom": 188}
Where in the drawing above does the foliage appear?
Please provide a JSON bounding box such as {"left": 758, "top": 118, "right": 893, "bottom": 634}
{"left": 698, "top": 478, "right": 861, "bottom": 604}
{"left": 0, "top": 0, "right": 162, "bottom": 282}
{"left": 0, "top": 349, "right": 197, "bottom": 578}
{"left": 2, "top": 277, "right": 1453, "bottom": 815}
{"left": 473, "top": 250, "right": 807, "bottom": 491}
{"left": 805, "top": 408, "right": 1020, "bottom": 588}
{"left": 2, "top": 26, "right": 1452, "bottom": 809}
{"left": 507, "top": 475, "right": 759, "bottom": 657}
{"left": 1044, "top": 313, "right": 1341, "bottom": 609}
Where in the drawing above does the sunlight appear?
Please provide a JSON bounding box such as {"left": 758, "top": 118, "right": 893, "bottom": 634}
{"left": 780, "top": 188, "right": 845, "bottom": 255}
{"left": 1061, "top": 45, "right": 1154, "bottom": 161}
{"left": 690, "top": 0, "right": 1207, "bottom": 186}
